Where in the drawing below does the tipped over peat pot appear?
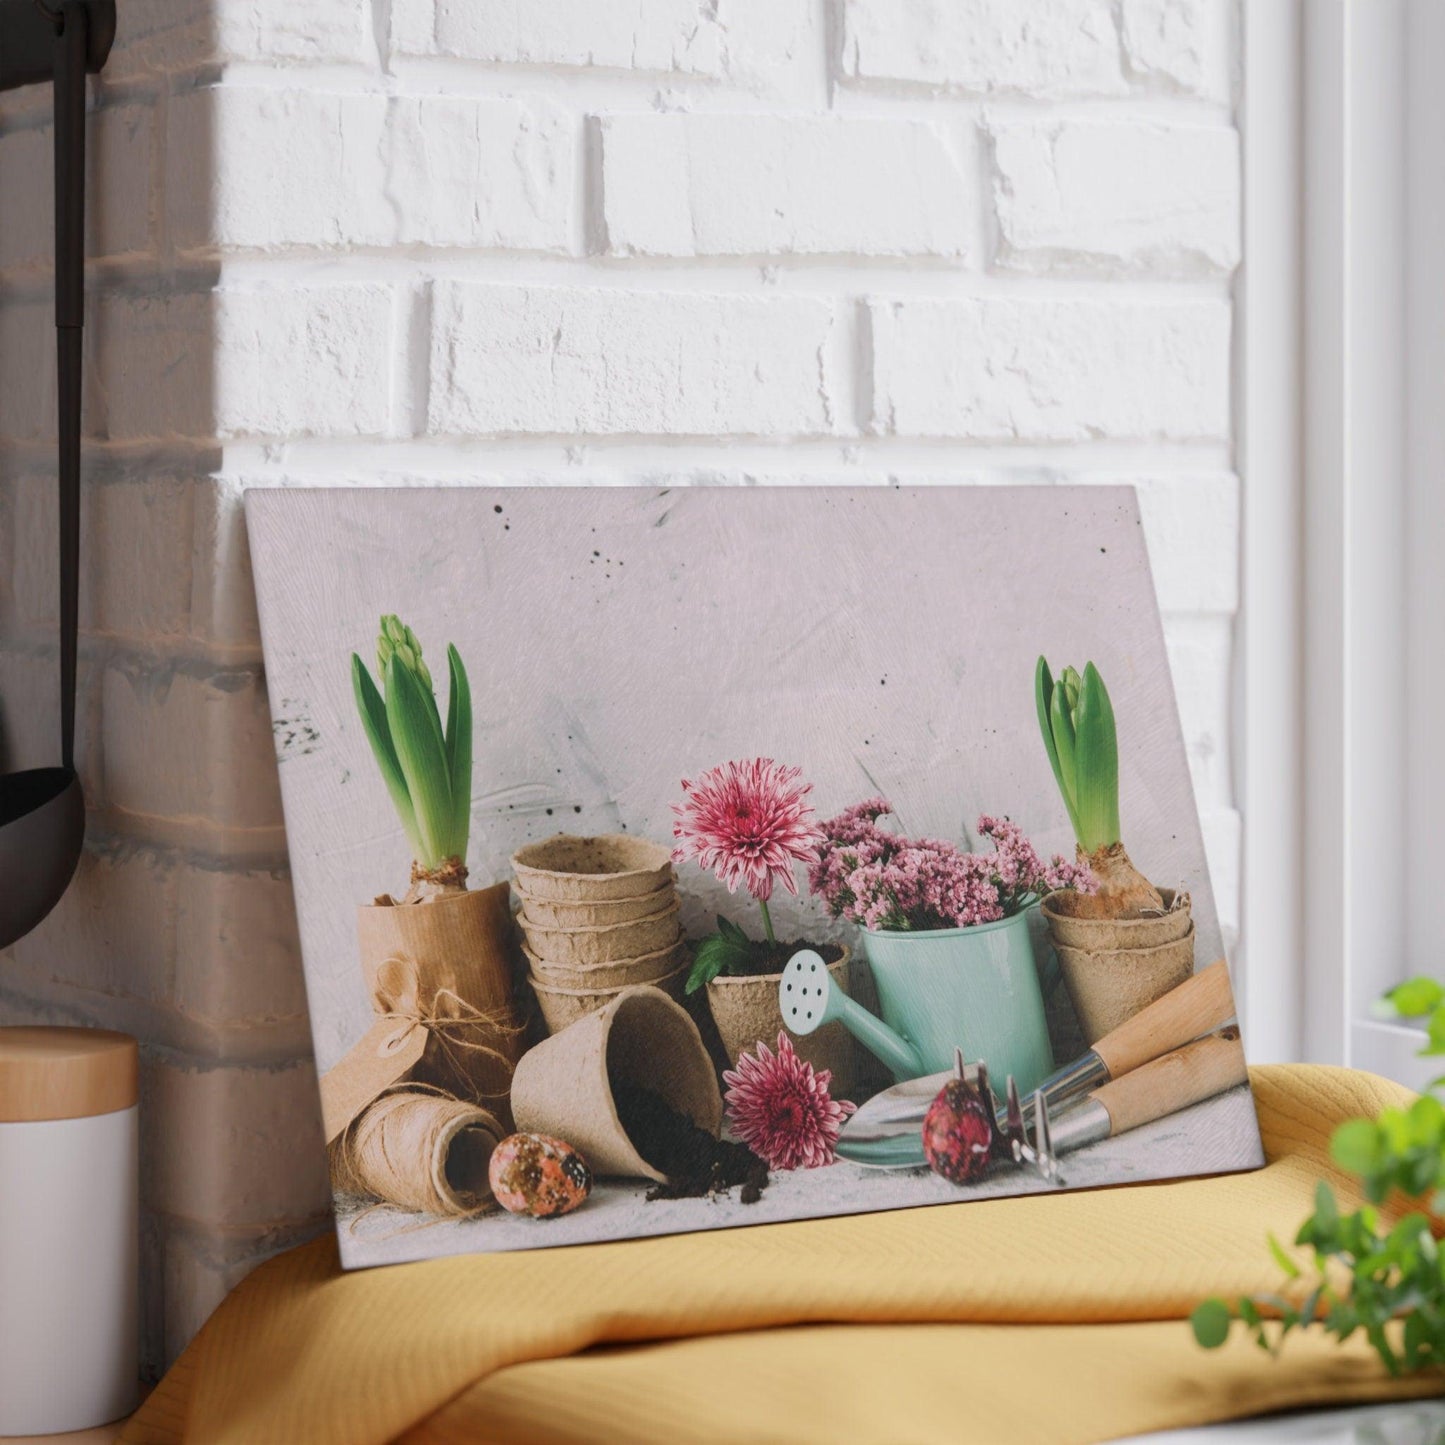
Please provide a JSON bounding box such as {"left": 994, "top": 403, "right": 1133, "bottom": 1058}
{"left": 510, "top": 986, "right": 722, "bottom": 1184}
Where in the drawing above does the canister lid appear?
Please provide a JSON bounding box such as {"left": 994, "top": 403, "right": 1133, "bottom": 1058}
{"left": 0, "top": 1027, "right": 138, "bottom": 1122}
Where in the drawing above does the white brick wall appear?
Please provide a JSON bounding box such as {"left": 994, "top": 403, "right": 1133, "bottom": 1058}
{"left": 600, "top": 114, "right": 974, "bottom": 259}
{"left": 0, "top": 0, "right": 1242, "bottom": 1374}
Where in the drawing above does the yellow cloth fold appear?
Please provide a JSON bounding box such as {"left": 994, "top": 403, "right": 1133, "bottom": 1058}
{"left": 124, "top": 1066, "right": 1445, "bottom": 1445}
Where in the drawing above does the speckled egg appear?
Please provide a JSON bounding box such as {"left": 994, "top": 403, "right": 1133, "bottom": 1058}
{"left": 921, "top": 1078, "right": 995, "bottom": 1185}
{"left": 489, "top": 1133, "right": 592, "bottom": 1218}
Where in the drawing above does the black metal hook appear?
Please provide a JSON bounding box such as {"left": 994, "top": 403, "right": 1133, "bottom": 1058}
{"left": 1, "top": 1, "right": 116, "bottom": 91}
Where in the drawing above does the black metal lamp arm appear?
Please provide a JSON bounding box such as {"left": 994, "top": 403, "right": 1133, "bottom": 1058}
{"left": 0, "top": 0, "right": 115, "bottom": 954}
{"left": 0, "top": 0, "right": 112, "bottom": 91}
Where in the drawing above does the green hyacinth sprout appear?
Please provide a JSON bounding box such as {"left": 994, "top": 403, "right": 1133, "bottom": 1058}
{"left": 352, "top": 615, "right": 471, "bottom": 874}
{"left": 1035, "top": 658, "right": 1120, "bottom": 857}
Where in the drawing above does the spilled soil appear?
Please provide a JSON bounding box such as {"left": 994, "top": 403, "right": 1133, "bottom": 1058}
{"left": 613, "top": 1084, "right": 769, "bottom": 1205}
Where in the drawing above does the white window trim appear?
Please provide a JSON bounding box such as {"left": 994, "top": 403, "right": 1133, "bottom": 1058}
{"left": 1239, "top": 0, "right": 1305, "bottom": 1065}
{"left": 1243, "top": 0, "right": 1428, "bottom": 1079}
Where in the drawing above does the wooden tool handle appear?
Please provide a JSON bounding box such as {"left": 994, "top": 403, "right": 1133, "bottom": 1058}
{"left": 1090, "top": 1028, "right": 1248, "bottom": 1136}
{"left": 1091, "top": 959, "right": 1234, "bottom": 1078}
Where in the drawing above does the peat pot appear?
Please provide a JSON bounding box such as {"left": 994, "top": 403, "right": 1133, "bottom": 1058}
{"left": 511, "top": 986, "right": 721, "bottom": 1183}
{"left": 1041, "top": 889, "right": 1195, "bottom": 1046}
{"left": 707, "top": 946, "right": 857, "bottom": 1097}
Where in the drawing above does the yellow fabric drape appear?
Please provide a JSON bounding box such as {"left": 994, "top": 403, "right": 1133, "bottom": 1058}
{"left": 125, "top": 1066, "right": 1445, "bottom": 1445}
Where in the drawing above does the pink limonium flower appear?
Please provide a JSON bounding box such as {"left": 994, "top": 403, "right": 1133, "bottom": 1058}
{"left": 809, "top": 801, "right": 1094, "bottom": 933}
{"left": 672, "top": 758, "right": 822, "bottom": 946}
{"left": 724, "top": 1032, "right": 856, "bottom": 1170}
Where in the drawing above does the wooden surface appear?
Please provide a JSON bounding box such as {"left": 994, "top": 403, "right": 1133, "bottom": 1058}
{"left": 0, "top": 1027, "right": 138, "bottom": 1123}
{"left": 1092, "top": 960, "right": 1235, "bottom": 1078}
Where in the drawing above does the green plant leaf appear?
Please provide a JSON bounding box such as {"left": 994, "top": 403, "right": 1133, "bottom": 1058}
{"left": 1072, "top": 662, "right": 1121, "bottom": 852}
{"left": 1035, "top": 657, "right": 1062, "bottom": 787}
{"left": 1331, "top": 1119, "right": 1382, "bottom": 1175}
{"left": 1036, "top": 656, "right": 1084, "bottom": 845}
{"left": 444, "top": 644, "right": 472, "bottom": 864}
{"left": 1191, "top": 1298, "right": 1232, "bottom": 1349}
{"left": 718, "top": 914, "right": 750, "bottom": 946}
{"left": 1050, "top": 682, "right": 1079, "bottom": 818}
{"left": 351, "top": 654, "right": 424, "bottom": 862}
{"left": 1385, "top": 977, "right": 1445, "bottom": 1018}
{"left": 1267, "top": 1232, "right": 1302, "bottom": 1280}
{"left": 686, "top": 930, "right": 755, "bottom": 994}
{"left": 385, "top": 652, "right": 453, "bottom": 869}
{"left": 687, "top": 924, "right": 757, "bottom": 994}
{"left": 686, "top": 947, "right": 724, "bottom": 995}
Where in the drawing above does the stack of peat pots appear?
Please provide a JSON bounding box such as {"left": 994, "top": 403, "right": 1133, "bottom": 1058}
{"left": 1041, "top": 888, "right": 1195, "bottom": 1044}
{"left": 512, "top": 835, "right": 690, "bottom": 1034}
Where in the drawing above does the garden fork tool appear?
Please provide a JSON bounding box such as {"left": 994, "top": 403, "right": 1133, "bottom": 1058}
{"left": 832, "top": 958, "right": 1236, "bottom": 1147}
{"left": 943, "top": 1051, "right": 1063, "bottom": 1184}
{"left": 935, "top": 1030, "right": 1247, "bottom": 1187}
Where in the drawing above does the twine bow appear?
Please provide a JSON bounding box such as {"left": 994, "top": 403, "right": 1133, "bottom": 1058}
{"left": 369, "top": 956, "right": 521, "bottom": 1101}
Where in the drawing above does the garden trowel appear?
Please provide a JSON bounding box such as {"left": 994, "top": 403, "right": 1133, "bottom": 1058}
{"left": 840, "top": 958, "right": 1236, "bottom": 1145}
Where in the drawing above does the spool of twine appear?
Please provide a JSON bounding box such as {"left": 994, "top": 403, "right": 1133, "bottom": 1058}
{"left": 331, "top": 1084, "right": 504, "bottom": 1218}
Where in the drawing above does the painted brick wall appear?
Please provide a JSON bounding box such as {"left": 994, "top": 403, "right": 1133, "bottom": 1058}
{"left": 0, "top": 0, "right": 1241, "bottom": 1372}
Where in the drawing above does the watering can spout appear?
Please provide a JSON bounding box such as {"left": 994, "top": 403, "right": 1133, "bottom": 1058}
{"left": 779, "top": 950, "right": 924, "bottom": 1081}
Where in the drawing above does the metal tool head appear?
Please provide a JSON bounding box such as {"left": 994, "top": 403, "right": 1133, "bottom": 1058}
{"left": 1005, "top": 1074, "right": 1024, "bottom": 1140}
{"left": 990, "top": 1072, "right": 1064, "bottom": 1186}
{"left": 1033, "top": 1089, "right": 1062, "bottom": 1185}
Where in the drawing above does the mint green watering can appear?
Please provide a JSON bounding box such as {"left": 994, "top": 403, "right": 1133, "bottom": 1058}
{"left": 780, "top": 910, "right": 1055, "bottom": 1096}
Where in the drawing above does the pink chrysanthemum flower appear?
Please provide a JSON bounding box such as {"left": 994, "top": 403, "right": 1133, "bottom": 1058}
{"left": 672, "top": 758, "right": 822, "bottom": 902}
{"left": 724, "top": 1032, "right": 856, "bottom": 1170}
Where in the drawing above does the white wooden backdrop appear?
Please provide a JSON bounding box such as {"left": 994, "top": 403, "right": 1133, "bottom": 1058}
{"left": 246, "top": 485, "right": 1228, "bottom": 1075}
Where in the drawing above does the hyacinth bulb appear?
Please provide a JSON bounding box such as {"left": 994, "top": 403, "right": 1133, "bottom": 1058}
{"left": 922, "top": 1077, "right": 995, "bottom": 1185}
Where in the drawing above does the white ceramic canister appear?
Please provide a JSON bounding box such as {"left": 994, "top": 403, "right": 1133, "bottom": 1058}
{"left": 0, "top": 1027, "right": 139, "bottom": 1435}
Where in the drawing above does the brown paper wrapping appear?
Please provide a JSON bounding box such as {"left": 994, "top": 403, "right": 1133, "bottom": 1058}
{"left": 319, "top": 881, "right": 524, "bottom": 1146}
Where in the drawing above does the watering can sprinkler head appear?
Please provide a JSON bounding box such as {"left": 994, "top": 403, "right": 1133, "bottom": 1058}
{"left": 779, "top": 950, "right": 926, "bottom": 1081}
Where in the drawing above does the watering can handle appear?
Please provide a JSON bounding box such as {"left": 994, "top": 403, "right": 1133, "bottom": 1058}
{"left": 1090, "top": 959, "right": 1234, "bottom": 1080}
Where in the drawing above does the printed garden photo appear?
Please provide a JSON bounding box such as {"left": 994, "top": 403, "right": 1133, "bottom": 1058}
{"left": 245, "top": 485, "right": 1264, "bottom": 1269}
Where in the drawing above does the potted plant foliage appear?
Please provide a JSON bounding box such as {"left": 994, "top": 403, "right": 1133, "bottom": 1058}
{"left": 1034, "top": 657, "right": 1197, "bottom": 1043}
{"left": 350, "top": 616, "right": 522, "bottom": 1108}
{"left": 808, "top": 801, "right": 1091, "bottom": 1093}
{"left": 672, "top": 758, "right": 856, "bottom": 1090}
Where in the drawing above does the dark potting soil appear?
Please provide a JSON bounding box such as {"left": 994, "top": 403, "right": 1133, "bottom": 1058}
{"left": 613, "top": 1084, "right": 769, "bottom": 1204}
{"left": 736, "top": 939, "right": 843, "bottom": 979}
